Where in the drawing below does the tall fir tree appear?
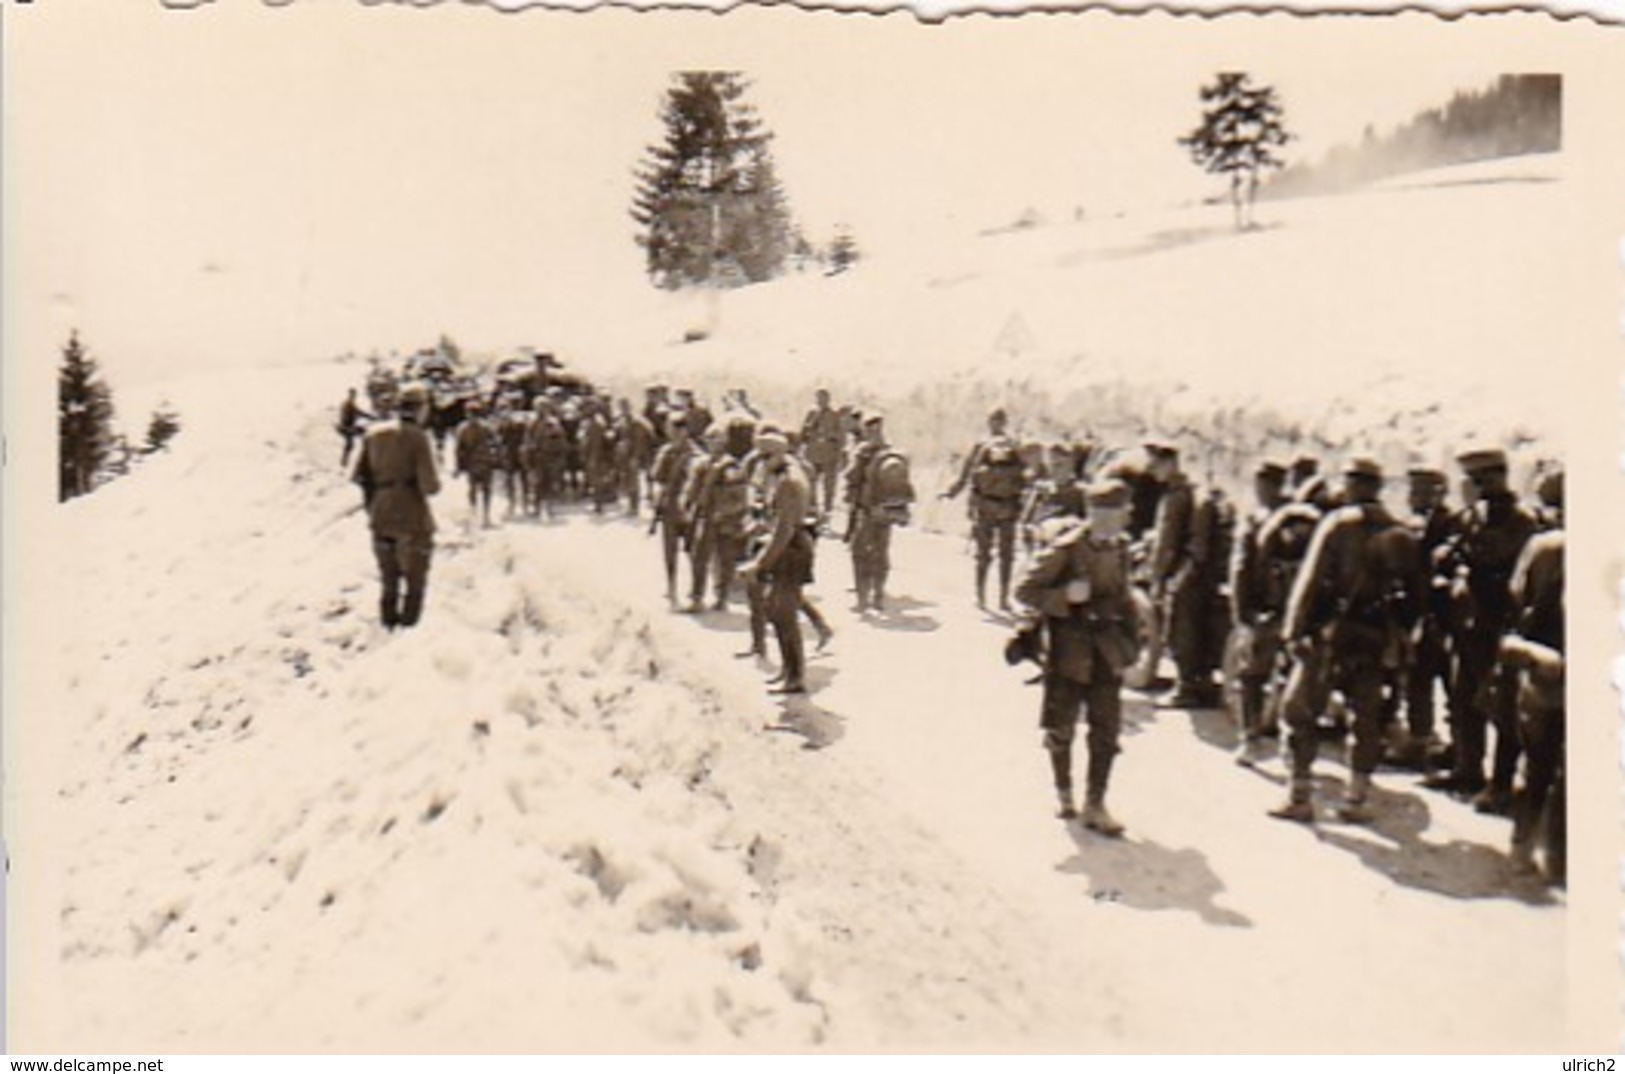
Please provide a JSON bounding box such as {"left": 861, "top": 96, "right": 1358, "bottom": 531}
{"left": 57, "top": 330, "right": 117, "bottom": 501}
{"left": 1179, "top": 73, "right": 1292, "bottom": 230}
{"left": 631, "top": 72, "right": 797, "bottom": 289}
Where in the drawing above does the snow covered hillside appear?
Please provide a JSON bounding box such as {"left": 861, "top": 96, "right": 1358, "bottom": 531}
{"left": 15, "top": 158, "right": 1576, "bottom": 1053}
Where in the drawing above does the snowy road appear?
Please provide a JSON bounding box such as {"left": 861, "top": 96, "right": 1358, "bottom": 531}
{"left": 19, "top": 362, "right": 1565, "bottom": 1054}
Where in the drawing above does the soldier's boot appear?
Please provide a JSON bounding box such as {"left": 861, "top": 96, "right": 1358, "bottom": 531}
{"left": 400, "top": 588, "right": 425, "bottom": 629}
{"left": 1082, "top": 797, "right": 1124, "bottom": 837}
{"left": 998, "top": 554, "right": 1014, "bottom": 612}
{"left": 1269, "top": 777, "right": 1315, "bottom": 823}
{"left": 1509, "top": 799, "right": 1539, "bottom": 875}
{"left": 1472, "top": 782, "right": 1514, "bottom": 816}
{"left": 1081, "top": 753, "right": 1123, "bottom": 835}
{"left": 1048, "top": 749, "right": 1076, "bottom": 819}
{"left": 975, "top": 564, "right": 988, "bottom": 610}
{"left": 1336, "top": 772, "right": 1376, "bottom": 824}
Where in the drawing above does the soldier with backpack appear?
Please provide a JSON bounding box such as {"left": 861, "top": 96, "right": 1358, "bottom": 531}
{"left": 1269, "top": 458, "right": 1425, "bottom": 823}
{"left": 452, "top": 398, "right": 502, "bottom": 529}
{"left": 1014, "top": 478, "right": 1144, "bottom": 834}
{"left": 942, "top": 408, "right": 1030, "bottom": 611}
{"left": 649, "top": 414, "right": 702, "bottom": 607}
{"left": 1228, "top": 460, "right": 1291, "bottom": 761}
{"left": 845, "top": 414, "right": 915, "bottom": 613}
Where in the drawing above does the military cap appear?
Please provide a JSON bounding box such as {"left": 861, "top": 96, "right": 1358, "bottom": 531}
{"left": 1342, "top": 456, "right": 1384, "bottom": 481}
{"left": 989, "top": 407, "right": 1009, "bottom": 423}
{"left": 1406, "top": 466, "right": 1447, "bottom": 488}
{"left": 1143, "top": 440, "right": 1179, "bottom": 460}
{"left": 667, "top": 410, "right": 689, "bottom": 428}
{"left": 398, "top": 383, "right": 429, "bottom": 407}
{"left": 1084, "top": 478, "right": 1132, "bottom": 509}
{"left": 1290, "top": 455, "right": 1320, "bottom": 478}
{"left": 863, "top": 413, "right": 885, "bottom": 427}
{"left": 755, "top": 429, "right": 790, "bottom": 454}
{"left": 1254, "top": 459, "right": 1288, "bottom": 482}
{"left": 1456, "top": 446, "right": 1509, "bottom": 473}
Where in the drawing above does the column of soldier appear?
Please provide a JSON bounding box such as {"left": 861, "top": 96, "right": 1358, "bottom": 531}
{"left": 948, "top": 406, "right": 1564, "bottom": 883}
{"left": 347, "top": 368, "right": 918, "bottom": 700}
{"left": 348, "top": 374, "right": 1564, "bottom": 886}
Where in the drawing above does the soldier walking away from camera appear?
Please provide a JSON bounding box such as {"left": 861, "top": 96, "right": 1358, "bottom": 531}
{"left": 1394, "top": 466, "right": 1456, "bottom": 771}
{"left": 353, "top": 383, "right": 441, "bottom": 630}
{"left": 1015, "top": 479, "right": 1142, "bottom": 834}
{"left": 681, "top": 426, "right": 729, "bottom": 613}
{"left": 339, "top": 388, "right": 373, "bottom": 468}
{"left": 650, "top": 414, "right": 701, "bottom": 606}
{"left": 1229, "top": 460, "right": 1290, "bottom": 763}
{"left": 1269, "top": 458, "right": 1424, "bottom": 823}
{"left": 943, "top": 408, "right": 1029, "bottom": 611}
{"left": 453, "top": 398, "right": 501, "bottom": 529}
{"left": 741, "top": 428, "right": 816, "bottom": 695}
{"left": 1501, "top": 525, "right": 1564, "bottom": 885}
{"left": 705, "top": 418, "right": 758, "bottom": 613}
{"left": 845, "top": 414, "right": 914, "bottom": 612}
{"left": 1424, "top": 447, "right": 1538, "bottom": 815}
{"left": 801, "top": 388, "right": 847, "bottom": 522}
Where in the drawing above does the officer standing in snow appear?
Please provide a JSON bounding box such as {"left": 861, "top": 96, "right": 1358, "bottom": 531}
{"left": 353, "top": 383, "right": 441, "bottom": 630}
{"left": 1015, "top": 478, "right": 1143, "bottom": 835}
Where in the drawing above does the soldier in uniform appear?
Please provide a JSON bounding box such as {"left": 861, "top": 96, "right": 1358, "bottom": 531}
{"left": 613, "top": 397, "right": 656, "bottom": 516}
{"left": 800, "top": 388, "right": 847, "bottom": 521}
{"left": 1426, "top": 447, "right": 1538, "bottom": 814}
{"left": 1229, "top": 460, "right": 1290, "bottom": 762}
{"left": 338, "top": 388, "right": 373, "bottom": 468}
{"left": 524, "top": 398, "right": 570, "bottom": 520}
{"left": 844, "top": 414, "right": 914, "bottom": 613}
{"left": 580, "top": 398, "right": 616, "bottom": 513}
{"left": 497, "top": 398, "right": 532, "bottom": 520}
{"left": 741, "top": 428, "right": 816, "bottom": 696}
{"left": 1147, "top": 442, "right": 1226, "bottom": 707}
{"left": 1501, "top": 525, "right": 1564, "bottom": 884}
{"left": 1269, "top": 458, "right": 1424, "bottom": 823}
{"left": 1014, "top": 478, "right": 1143, "bottom": 834}
{"left": 681, "top": 426, "right": 729, "bottom": 613}
{"left": 1394, "top": 466, "right": 1456, "bottom": 770}
{"left": 452, "top": 398, "right": 501, "bottom": 529}
{"left": 649, "top": 414, "right": 701, "bottom": 607}
{"left": 1020, "top": 441, "right": 1087, "bottom": 556}
{"left": 352, "top": 383, "right": 441, "bottom": 630}
{"left": 942, "top": 408, "right": 1029, "bottom": 611}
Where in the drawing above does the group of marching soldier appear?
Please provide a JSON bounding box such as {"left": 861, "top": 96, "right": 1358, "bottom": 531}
{"left": 945, "top": 407, "right": 1564, "bottom": 883}
{"left": 346, "top": 365, "right": 1565, "bottom": 887}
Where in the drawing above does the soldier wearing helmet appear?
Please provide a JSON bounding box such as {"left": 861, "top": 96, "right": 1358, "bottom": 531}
{"left": 1269, "top": 457, "right": 1425, "bottom": 824}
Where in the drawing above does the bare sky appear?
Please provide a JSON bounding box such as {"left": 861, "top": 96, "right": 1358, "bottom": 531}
{"left": 3, "top": 4, "right": 1560, "bottom": 385}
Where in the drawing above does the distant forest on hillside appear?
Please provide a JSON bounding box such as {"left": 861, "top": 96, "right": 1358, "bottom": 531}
{"left": 1263, "top": 74, "right": 1560, "bottom": 199}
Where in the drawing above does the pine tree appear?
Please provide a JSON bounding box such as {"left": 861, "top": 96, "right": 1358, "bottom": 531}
{"left": 827, "top": 225, "right": 860, "bottom": 274}
{"left": 631, "top": 72, "right": 797, "bottom": 289}
{"left": 57, "top": 330, "right": 117, "bottom": 501}
{"left": 1179, "top": 73, "right": 1292, "bottom": 230}
{"left": 145, "top": 402, "right": 182, "bottom": 454}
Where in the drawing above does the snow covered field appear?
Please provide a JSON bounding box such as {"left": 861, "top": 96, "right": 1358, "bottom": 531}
{"left": 11, "top": 155, "right": 1592, "bottom": 1053}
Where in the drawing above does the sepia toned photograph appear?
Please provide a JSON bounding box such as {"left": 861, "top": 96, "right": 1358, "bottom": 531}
{"left": 6, "top": 3, "right": 1621, "bottom": 1056}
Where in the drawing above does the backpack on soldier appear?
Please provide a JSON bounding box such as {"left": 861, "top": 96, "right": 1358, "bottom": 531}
{"left": 971, "top": 437, "right": 1026, "bottom": 501}
{"left": 869, "top": 449, "right": 915, "bottom": 524}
